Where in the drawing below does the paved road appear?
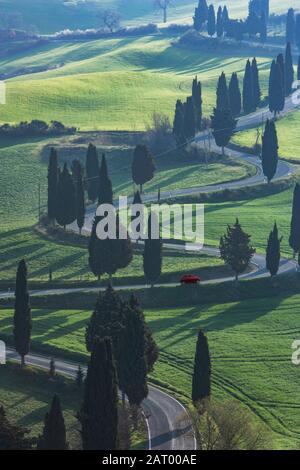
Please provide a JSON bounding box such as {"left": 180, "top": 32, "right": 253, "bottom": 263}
{"left": 2, "top": 90, "right": 299, "bottom": 452}
{"left": 5, "top": 347, "right": 196, "bottom": 451}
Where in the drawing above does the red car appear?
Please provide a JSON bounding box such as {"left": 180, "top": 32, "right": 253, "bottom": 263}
{"left": 180, "top": 274, "right": 201, "bottom": 285}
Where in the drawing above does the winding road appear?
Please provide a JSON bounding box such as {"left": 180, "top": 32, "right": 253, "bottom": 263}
{"left": 2, "top": 89, "right": 300, "bottom": 451}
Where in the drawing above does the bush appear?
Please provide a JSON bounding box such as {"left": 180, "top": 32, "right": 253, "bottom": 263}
{"left": 145, "top": 112, "right": 176, "bottom": 154}
{"left": 0, "top": 120, "right": 76, "bottom": 137}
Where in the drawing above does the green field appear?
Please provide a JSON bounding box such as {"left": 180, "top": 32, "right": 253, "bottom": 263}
{"left": 233, "top": 110, "right": 300, "bottom": 161}
{"left": 0, "top": 35, "right": 272, "bottom": 130}
{"left": 1, "top": 0, "right": 297, "bottom": 33}
{"left": 2, "top": 291, "right": 300, "bottom": 448}
{"left": 0, "top": 363, "right": 81, "bottom": 448}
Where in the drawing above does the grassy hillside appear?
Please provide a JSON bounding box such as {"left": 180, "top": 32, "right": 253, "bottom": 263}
{"left": 0, "top": 363, "right": 81, "bottom": 448}
{"left": 0, "top": 35, "right": 272, "bottom": 130}
{"left": 233, "top": 109, "right": 300, "bottom": 160}
{"left": 2, "top": 292, "right": 300, "bottom": 448}
{"left": 1, "top": 0, "right": 297, "bottom": 33}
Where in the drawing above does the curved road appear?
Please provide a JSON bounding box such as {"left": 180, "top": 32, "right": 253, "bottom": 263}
{"left": 2, "top": 90, "right": 300, "bottom": 451}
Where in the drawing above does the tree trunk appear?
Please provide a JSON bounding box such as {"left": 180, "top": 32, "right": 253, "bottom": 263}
{"left": 222, "top": 146, "right": 225, "bottom": 156}
{"left": 122, "top": 392, "right": 126, "bottom": 408}
{"left": 109, "top": 273, "right": 113, "bottom": 287}
{"left": 21, "top": 354, "right": 25, "bottom": 368}
{"left": 140, "top": 184, "right": 143, "bottom": 194}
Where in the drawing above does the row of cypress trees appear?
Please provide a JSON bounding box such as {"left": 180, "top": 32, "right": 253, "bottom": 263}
{"left": 172, "top": 76, "right": 202, "bottom": 146}
{"left": 47, "top": 148, "right": 85, "bottom": 233}
{"left": 268, "top": 43, "right": 294, "bottom": 116}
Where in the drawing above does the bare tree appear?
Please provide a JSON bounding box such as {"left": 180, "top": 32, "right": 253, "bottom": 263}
{"left": 99, "top": 10, "right": 121, "bottom": 33}
{"left": 154, "top": 0, "right": 173, "bottom": 23}
{"left": 191, "top": 400, "right": 271, "bottom": 450}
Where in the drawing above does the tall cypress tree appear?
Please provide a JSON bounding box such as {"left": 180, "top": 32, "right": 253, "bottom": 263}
{"left": 285, "top": 42, "right": 294, "bottom": 96}
{"left": 120, "top": 299, "right": 149, "bottom": 408}
{"left": 295, "top": 14, "right": 300, "bottom": 50}
{"left": 98, "top": 154, "right": 113, "bottom": 205}
{"left": 252, "top": 57, "right": 261, "bottom": 108}
{"left": 79, "top": 338, "right": 118, "bottom": 450}
{"left": 229, "top": 73, "right": 241, "bottom": 118}
{"left": 85, "top": 143, "right": 99, "bottom": 202}
{"left": 143, "top": 213, "right": 162, "bottom": 287}
{"left": 75, "top": 165, "right": 85, "bottom": 235}
{"left": 192, "top": 330, "right": 211, "bottom": 404}
{"left": 173, "top": 99, "right": 185, "bottom": 145}
{"left": 286, "top": 8, "right": 295, "bottom": 45}
{"left": 47, "top": 148, "right": 59, "bottom": 224}
{"left": 56, "top": 163, "right": 76, "bottom": 230}
{"left": 219, "top": 219, "right": 256, "bottom": 281}
{"left": 260, "top": 10, "right": 267, "bottom": 43}
{"left": 207, "top": 4, "right": 216, "bottom": 37}
{"left": 132, "top": 145, "right": 155, "bottom": 193}
{"left": 269, "top": 60, "right": 285, "bottom": 116}
{"left": 211, "top": 107, "right": 237, "bottom": 155}
{"left": 276, "top": 53, "right": 285, "bottom": 103}
{"left": 266, "top": 222, "right": 282, "bottom": 277}
{"left": 183, "top": 96, "right": 196, "bottom": 142}
{"left": 243, "top": 59, "right": 255, "bottom": 114}
{"left": 216, "top": 6, "right": 223, "bottom": 38}
{"left": 289, "top": 183, "right": 300, "bottom": 254}
{"left": 37, "top": 395, "right": 68, "bottom": 450}
{"left": 192, "top": 77, "right": 202, "bottom": 132}
{"left": 261, "top": 119, "right": 278, "bottom": 183}
{"left": 14, "top": 260, "right": 31, "bottom": 367}
{"left": 216, "top": 72, "right": 229, "bottom": 110}
{"left": 193, "top": 0, "right": 208, "bottom": 31}
{"left": 222, "top": 5, "right": 229, "bottom": 28}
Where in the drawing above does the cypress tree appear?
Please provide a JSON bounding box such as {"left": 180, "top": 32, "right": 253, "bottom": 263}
{"left": 85, "top": 143, "right": 99, "bottom": 202}
{"left": 260, "top": 11, "right": 267, "bottom": 43}
{"left": 276, "top": 53, "right": 285, "bottom": 104}
{"left": 143, "top": 213, "right": 162, "bottom": 287}
{"left": 211, "top": 107, "right": 237, "bottom": 155}
{"left": 132, "top": 145, "right": 155, "bottom": 193}
{"left": 13, "top": 260, "right": 31, "bottom": 367}
{"left": 243, "top": 59, "right": 255, "bottom": 114}
{"left": 173, "top": 99, "right": 185, "bottom": 145}
{"left": 192, "top": 77, "right": 202, "bottom": 132}
{"left": 98, "top": 154, "right": 113, "bottom": 205}
{"left": 229, "top": 73, "right": 241, "bottom": 118}
{"left": 47, "top": 148, "right": 59, "bottom": 224}
{"left": 286, "top": 8, "right": 295, "bottom": 45}
{"left": 285, "top": 42, "right": 294, "bottom": 96}
{"left": 216, "top": 6, "right": 223, "bottom": 38}
{"left": 128, "top": 294, "right": 159, "bottom": 375}
{"left": 216, "top": 72, "right": 229, "bottom": 110}
{"left": 193, "top": 0, "right": 208, "bottom": 31}
{"left": 37, "top": 395, "right": 68, "bottom": 450}
{"left": 0, "top": 406, "right": 33, "bottom": 450}
{"left": 79, "top": 338, "right": 118, "bottom": 450}
{"left": 192, "top": 330, "right": 211, "bottom": 404}
{"left": 269, "top": 60, "right": 285, "bottom": 116}
{"left": 289, "top": 183, "right": 300, "bottom": 254}
{"left": 56, "top": 163, "right": 76, "bottom": 230}
{"left": 219, "top": 219, "right": 256, "bottom": 281}
{"left": 266, "top": 222, "right": 282, "bottom": 277}
{"left": 119, "top": 299, "right": 149, "bottom": 408}
{"left": 76, "top": 166, "right": 85, "bottom": 235}
{"left": 222, "top": 5, "right": 229, "bottom": 28}
{"left": 183, "top": 96, "right": 196, "bottom": 141}
{"left": 207, "top": 4, "right": 216, "bottom": 37}
{"left": 252, "top": 57, "right": 261, "bottom": 108}
{"left": 76, "top": 365, "right": 84, "bottom": 388}
{"left": 261, "top": 119, "right": 278, "bottom": 183}
{"left": 49, "top": 358, "right": 56, "bottom": 379}
{"left": 296, "top": 14, "right": 300, "bottom": 51}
